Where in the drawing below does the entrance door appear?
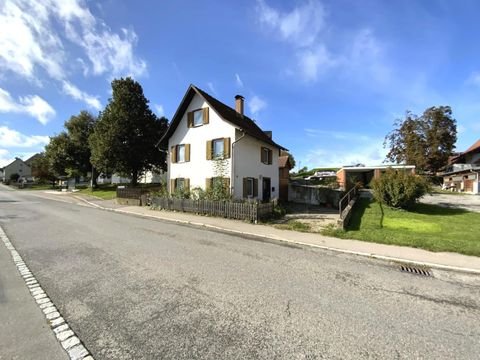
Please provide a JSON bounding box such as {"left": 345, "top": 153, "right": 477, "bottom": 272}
{"left": 262, "top": 177, "right": 271, "bottom": 202}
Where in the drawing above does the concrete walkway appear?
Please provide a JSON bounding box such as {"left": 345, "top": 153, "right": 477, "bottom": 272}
{"left": 75, "top": 195, "right": 480, "bottom": 274}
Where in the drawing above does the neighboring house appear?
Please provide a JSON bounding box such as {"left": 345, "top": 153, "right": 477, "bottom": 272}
{"left": 0, "top": 167, "right": 4, "bottom": 181}
{"left": 97, "top": 170, "right": 166, "bottom": 185}
{"left": 278, "top": 153, "right": 293, "bottom": 201}
{"left": 24, "top": 153, "right": 41, "bottom": 179}
{"left": 159, "top": 85, "right": 286, "bottom": 201}
{"left": 440, "top": 139, "right": 480, "bottom": 193}
{"left": 336, "top": 165, "right": 416, "bottom": 190}
{"left": 1, "top": 157, "right": 32, "bottom": 182}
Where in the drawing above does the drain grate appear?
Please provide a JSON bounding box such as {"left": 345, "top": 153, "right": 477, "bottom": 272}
{"left": 400, "top": 264, "right": 432, "bottom": 276}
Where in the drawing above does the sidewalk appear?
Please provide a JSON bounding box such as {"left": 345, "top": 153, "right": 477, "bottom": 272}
{"left": 0, "top": 230, "right": 67, "bottom": 360}
{"left": 77, "top": 196, "right": 480, "bottom": 274}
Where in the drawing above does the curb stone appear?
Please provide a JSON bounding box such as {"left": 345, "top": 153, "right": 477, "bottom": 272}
{"left": 0, "top": 225, "right": 95, "bottom": 360}
{"left": 75, "top": 195, "right": 480, "bottom": 276}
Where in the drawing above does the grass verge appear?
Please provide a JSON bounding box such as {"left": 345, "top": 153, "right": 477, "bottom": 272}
{"left": 322, "top": 198, "right": 480, "bottom": 256}
{"left": 77, "top": 185, "right": 117, "bottom": 200}
{"left": 273, "top": 220, "right": 313, "bottom": 232}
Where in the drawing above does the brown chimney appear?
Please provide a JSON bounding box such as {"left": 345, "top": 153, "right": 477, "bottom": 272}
{"left": 235, "top": 95, "right": 244, "bottom": 115}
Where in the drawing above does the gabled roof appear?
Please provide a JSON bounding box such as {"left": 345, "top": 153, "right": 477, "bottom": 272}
{"left": 450, "top": 139, "right": 480, "bottom": 163}
{"left": 465, "top": 139, "right": 480, "bottom": 153}
{"left": 24, "top": 153, "right": 41, "bottom": 166}
{"left": 3, "top": 157, "right": 28, "bottom": 169}
{"left": 158, "top": 85, "right": 286, "bottom": 150}
{"left": 279, "top": 155, "right": 293, "bottom": 169}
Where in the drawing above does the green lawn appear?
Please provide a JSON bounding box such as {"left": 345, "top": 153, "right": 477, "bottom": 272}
{"left": 322, "top": 198, "right": 480, "bottom": 256}
{"left": 77, "top": 185, "right": 117, "bottom": 200}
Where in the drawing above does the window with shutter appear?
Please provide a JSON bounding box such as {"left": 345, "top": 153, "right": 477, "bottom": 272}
{"left": 171, "top": 146, "right": 177, "bottom": 163}
{"left": 261, "top": 147, "right": 272, "bottom": 165}
{"left": 176, "top": 144, "right": 186, "bottom": 162}
{"left": 243, "top": 177, "right": 255, "bottom": 198}
{"left": 206, "top": 141, "right": 213, "bottom": 160}
{"left": 203, "top": 108, "right": 209, "bottom": 124}
{"left": 185, "top": 144, "right": 191, "bottom": 162}
{"left": 223, "top": 137, "right": 231, "bottom": 158}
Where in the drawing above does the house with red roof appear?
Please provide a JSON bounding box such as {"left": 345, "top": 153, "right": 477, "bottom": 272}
{"left": 440, "top": 139, "right": 480, "bottom": 193}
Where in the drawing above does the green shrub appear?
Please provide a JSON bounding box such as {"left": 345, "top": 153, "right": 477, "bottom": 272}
{"left": 371, "top": 168, "right": 430, "bottom": 209}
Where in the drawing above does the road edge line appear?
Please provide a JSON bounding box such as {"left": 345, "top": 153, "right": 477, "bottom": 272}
{"left": 0, "top": 226, "right": 95, "bottom": 360}
{"left": 75, "top": 196, "right": 480, "bottom": 276}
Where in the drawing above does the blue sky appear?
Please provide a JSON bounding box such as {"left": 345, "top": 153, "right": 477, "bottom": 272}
{"left": 1, "top": 0, "right": 480, "bottom": 169}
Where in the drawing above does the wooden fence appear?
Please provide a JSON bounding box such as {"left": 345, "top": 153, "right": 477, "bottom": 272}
{"left": 151, "top": 197, "right": 275, "bottom": 223}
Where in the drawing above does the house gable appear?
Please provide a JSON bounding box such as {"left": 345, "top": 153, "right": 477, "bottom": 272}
{"left": 159, "top": 85, "right": 286, "bottom": 151}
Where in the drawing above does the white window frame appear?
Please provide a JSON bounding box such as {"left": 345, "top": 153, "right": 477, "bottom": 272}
{"left": 246, "top": 178, "right": 254, "bottom": 197}
{"left": 176, "top": 144, "right": 186, "bottom": 163}
{"left": 212, "top": 139, "right": 224, "bottom": 159}
{"left": 193, "top": 109, "right": 203, "bottom": 127}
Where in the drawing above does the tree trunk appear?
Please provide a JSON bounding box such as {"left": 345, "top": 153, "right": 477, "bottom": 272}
{"left": 91, "top": 166, "right": 98, "bottom": 188}
{"left": 131, "top": 170, "right": 138, "bottom": 186}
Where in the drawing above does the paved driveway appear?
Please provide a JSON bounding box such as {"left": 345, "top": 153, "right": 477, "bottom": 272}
{"left": 420, "top": 193, "right": 480, "bottom": 212}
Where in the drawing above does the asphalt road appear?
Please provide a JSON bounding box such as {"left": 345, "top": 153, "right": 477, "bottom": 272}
{"left": 1, "top": 186, "right": 479, "bottom": 359}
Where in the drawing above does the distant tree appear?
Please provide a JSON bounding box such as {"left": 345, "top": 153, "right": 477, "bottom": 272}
{"left": 89, "top": 77, "right": 168, "bottom": 185}
{"left": 44, "top": 111, "right": 97, "bottom": 185}
{"left": 30, "top": 152, "right": 56, "bottom": 185}
{"left": 384, "top": 106, "right": 457, "bottom": 174}
{"left": 45, "top": 132, "right": 71, "bottom": 178}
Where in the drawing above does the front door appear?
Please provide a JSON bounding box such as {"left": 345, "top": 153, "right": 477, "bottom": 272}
{"left": 262, "top": 177, "right": 271, "bottom": 202}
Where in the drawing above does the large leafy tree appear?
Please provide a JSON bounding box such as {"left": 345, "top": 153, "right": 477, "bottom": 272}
{"left": 89, "top": 77, "right": 168, "bottom": 185}
{"left": 30, "top": 152, "right": 56, "bottom": 185}
{"left": 384, "top": 106, "right": 457, "bottom": 174}
{"left": 45, "top": 111, "right": 97, "bottom": 182}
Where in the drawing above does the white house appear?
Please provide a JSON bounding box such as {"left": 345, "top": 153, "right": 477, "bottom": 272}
{"left": 1, "top": 157, "right": 32, "bottom": 182}
{"left": 159, "top": 85, "right": 286, "bottom": 201}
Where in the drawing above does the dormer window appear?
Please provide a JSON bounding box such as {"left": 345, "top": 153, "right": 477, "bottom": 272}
{"left": 193, "top": 109, "right": 203, "bottom": 126}
{"left": 187, "top": 108, "right": 209, "bottom": 127}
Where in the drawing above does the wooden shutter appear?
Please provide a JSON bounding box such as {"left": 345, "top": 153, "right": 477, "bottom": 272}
{"left": 185, "top": 144, "right": 191, "bottom": 162}
{"left": 171, "top": 145, "right": 177, "bottom": 163}
{"left": 206, "top": 140, "right": 212, "bottom": 160}
{"left": 187, "top": 112, "right": 193, "bottom": 128}
{"left": 243, "top": 178, "right": 247, "bottom": 198}
{"left": 206, "top": 178, "right": 212, "bottom": 190}
{"left": 268, "top": 149, "right": 272, "bottom": 165}
{"left": 223, "top": 177, "right": 230, "bottom": 190}
{"left": 185, "top": 178, "right": 190, "bottom": 190}
{"left": 170, "top": 179, "right": 175, "bottom": 193}
{"left": 203, "top": 108, "right": 209, "bottom": 124}
{"left": 253, "top": 178, "right": 258, "bottom": 197}
{"left": 223, "top": 137, "right": 231, "bottom": 159}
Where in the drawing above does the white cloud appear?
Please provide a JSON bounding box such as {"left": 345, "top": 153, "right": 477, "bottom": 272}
{"left": 304, "top": 139, "right": 388, "bottom": 168}
{"left": 0, "top": 126, "right": 49, "bottom": 148}
{"left": 0, "top": 148, "right": 14, "bottom": 168}
{"left": 207, "top": 82, "right": 217, "bottom": 95}
{"left": 62, "top": 81, "right": 101, "bottom": 110}
{"left": 248, "top": 95, "right": 267, "bottom": 116}
{"left": 304, "top": 128, "right": 371, "bottom": 142}
{"left": 466, "top": 71, "right": 480, "bottom": 86}
{"left": 154, "top": 104, "right": 164, "bottom": 117}
{"left": 0, "top": 0, "right": 145, "bottom": 112}
{"left": 256, "top": 0, "right": 326, "bottom": 47}
{"left": 297, "top": 45, "right": 336, "bottom": 81}
{"left": 0, "top": 87, "right": 55, "bottom": 124}
{"left": 255, "top": 1, "right": 390, "bottom": 85}
{"left": 235, "top": 73, "right": 244, "bottom": 88}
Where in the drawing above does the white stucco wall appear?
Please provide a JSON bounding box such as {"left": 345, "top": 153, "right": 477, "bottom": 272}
{"left": 167, "top": 93, "right": 281, "bottom": 199}
{"left": 232, "top": 131, "right": 279, "bottom": 200}
{"left": 168, "top": 94, "right": 236, "bottom": 190}
{"left": 4, "top": 158, "right": 32, "bottom": 181}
